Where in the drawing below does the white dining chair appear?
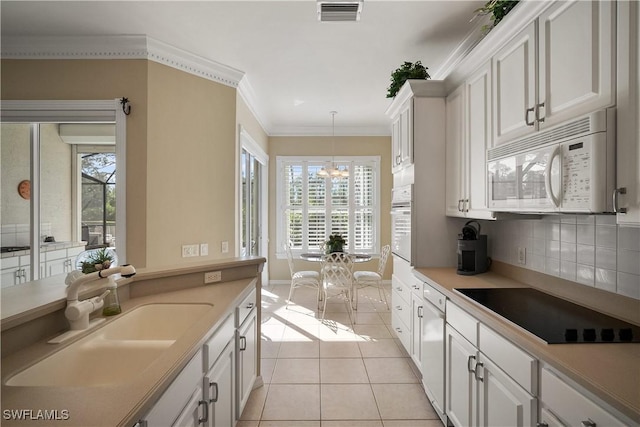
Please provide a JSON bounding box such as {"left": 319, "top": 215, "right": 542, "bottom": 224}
{"left": 353, "top": 244, "right": 390, "bottom": 310}
{"left": 320, "top": 253, "right": 355, "bottom": 322}
{"left": 284, "top": 241, "right": 321, "bottom": 310}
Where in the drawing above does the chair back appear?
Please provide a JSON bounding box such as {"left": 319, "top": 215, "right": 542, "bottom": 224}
{"left": 377, "top": 245, "right": 391, "bottom": 277}
{"left": 284, "top": 241, "right": 297, "bottom": 276}
{"left": 322, "top": 253, "right": 354, "bottom": 288}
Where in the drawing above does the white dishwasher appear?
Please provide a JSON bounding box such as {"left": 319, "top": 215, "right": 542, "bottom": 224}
{"left": 421, "top": 279, "right": 447, "bottom": 425}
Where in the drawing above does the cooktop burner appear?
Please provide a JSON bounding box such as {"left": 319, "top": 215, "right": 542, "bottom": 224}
{"left": 455, "top": 287, "right": 640, "bottom": 344}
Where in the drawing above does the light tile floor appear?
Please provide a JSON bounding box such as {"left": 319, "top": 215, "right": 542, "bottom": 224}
{"left": 238, "top": 283, "right": 442, "bottom": 427}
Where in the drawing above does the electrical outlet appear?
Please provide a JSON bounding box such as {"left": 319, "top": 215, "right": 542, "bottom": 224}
{"left": 204, "top": 271, "right": 221, "bottom": 283}
{"left": 182, "top": 244, "right": 199, "bottom": 258}
{"left": 221, "top": 241, "right": 229, "bottom": 253}
{"left": 200, "top": 243, "right": 209, "bottom": 256}
{"left": 517, "top": 247, "right": 526, "bottom": 265}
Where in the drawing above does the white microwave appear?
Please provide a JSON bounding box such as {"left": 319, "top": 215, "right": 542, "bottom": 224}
{"left": 487, "top": 109, "right": 616, "bottom": 213}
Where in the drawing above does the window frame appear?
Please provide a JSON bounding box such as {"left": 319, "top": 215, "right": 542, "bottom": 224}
{"left": 276, "top": 155, "right": 380, "bottom": 258}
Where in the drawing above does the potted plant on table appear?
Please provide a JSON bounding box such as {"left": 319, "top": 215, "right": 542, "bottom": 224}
{"left": 325, "top": 234, "right": 346, "bottom": 254}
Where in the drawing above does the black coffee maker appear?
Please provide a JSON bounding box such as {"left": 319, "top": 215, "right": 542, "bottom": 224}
{"left": 457, "top": 220, "right": 489, "bottom": 275}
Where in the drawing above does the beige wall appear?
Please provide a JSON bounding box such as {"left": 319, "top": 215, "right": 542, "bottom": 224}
{"left": 1, "top": 59, "right": 241, "bottom": 268}
{"left": 268, "top": 135, "right": 393, "bottom": 281}
{"left": 145, "top": 62, "right": 237, "bottom": 266}
{"left": 1, "top": 59, "right": 149, "bottom": 267}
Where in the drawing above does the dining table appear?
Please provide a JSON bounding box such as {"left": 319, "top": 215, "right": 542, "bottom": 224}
{"left": 299, "top": 252, "right": 372, "bottom": 262}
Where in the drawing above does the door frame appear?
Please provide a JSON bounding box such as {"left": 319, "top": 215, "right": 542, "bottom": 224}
{"left": 238, "top": 125, "right": 268, "bottom": 285}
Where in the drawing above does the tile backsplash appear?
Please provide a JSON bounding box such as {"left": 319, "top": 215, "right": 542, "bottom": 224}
{"left": 1, "top": 223, "right": 52, "bottom": 246}
{"left": 484, "top": 215, "right": 640, "bottom": 300}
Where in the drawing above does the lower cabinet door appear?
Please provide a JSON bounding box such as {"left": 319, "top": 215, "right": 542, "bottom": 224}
{"left": 172, "top": 388, "right": 206, "bottom": 427}
{"left": 205, "top": 341, "right": 235, "bottom": 427}
{"left": 477, "top": 354, "right": 536, "bottom": 427}
{"left": 236, "top": 309, "right": 257, "bottom": 419}
{"left": 445, "top": 325, "right": 477, "bottom": 427}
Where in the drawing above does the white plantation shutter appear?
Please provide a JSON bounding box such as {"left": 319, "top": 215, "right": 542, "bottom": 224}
{"left": 278, "top": 156, "right": 380, "bottom": 255}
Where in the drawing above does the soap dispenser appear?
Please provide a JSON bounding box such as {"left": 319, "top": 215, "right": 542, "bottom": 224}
{"left": 102, "top": 276, "right": 122, "bottom": 316}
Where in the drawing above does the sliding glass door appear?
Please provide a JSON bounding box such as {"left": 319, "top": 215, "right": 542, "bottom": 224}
{"left": 241, "top": 148, "right": 261, "bottom": 257}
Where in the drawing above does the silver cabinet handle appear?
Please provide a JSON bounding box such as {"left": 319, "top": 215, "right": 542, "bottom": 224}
{"left": 239, "top": 336, "right": 247, "bottom": 351}
{"left": 526, "top": 106, "right": 536, "bottom": 126}
{"left": 536, "top": 102, "right": 546, "bottom": 123}
{"left": 537, "top": 423, "right": 549, "bottom": 427}
{"left": 209, "top": 381, "right": 219, "bottom": 403}
{"left": 581, "top": 420, "right": 596, "bottom": 427}
{"left": 246, "top": 302, "right": 254, "bottom": 310}
{"left": 395, "top": 305, "right": 402, "bottom": 311}
{"left": 457, "top": 199, "right": 463, "bottom": 212}
{"left": 613, "top": 187, "right": 627, "bottom": 213}
{"left": 395, "top": 327, "right": 402, "bottom": 334}
{"left": 198, "top": 400, "right": 208, "bottom": 424}
{"left": 417, "top": 306, "right": 423, "bottom": 318}
{"left": 474, "top": 361, "right": 484, "bottom": 382}
{"left": 464, "top": 199, "right": 469, "bottom": 213}
{"left": 467, "top": 355, "right": 476, "bottom": 374}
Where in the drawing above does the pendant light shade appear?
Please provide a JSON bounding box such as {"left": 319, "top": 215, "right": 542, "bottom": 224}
{"left": 319, "top": 111, "right": 348, "bottom": 178}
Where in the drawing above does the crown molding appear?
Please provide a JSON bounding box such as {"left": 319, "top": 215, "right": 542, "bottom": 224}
{"left": 237, "top": 76, "right": 272, "bottom": 135}
{"left": 1, "top": 35, "right": 245, "bottom": 88}
{"left": 269, "top": 125, "right": 390, "bottom": 137}
{"left": 443, "top": 1, "right": 554, "bottom": 90}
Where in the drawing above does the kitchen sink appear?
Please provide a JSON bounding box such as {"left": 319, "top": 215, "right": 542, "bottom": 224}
{"left": 6, "top": 303, "right": 212, "bottom": 387}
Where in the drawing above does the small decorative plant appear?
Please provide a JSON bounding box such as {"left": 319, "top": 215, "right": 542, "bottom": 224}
{"left": 81, "top": 248, "right": 114, "bottom": 274}
{"left": 386, "top": 61, "right": 431, "bottom": 98}
{"left": 473, "top": 0, "right": 520, "bottom": 34}
{"left": 325, "top": 233, "right": 346, "bottom": 254}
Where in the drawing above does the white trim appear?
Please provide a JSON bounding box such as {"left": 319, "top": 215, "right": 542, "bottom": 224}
{"left": 237, "top": 77, "right": 272, "bottom": 135}
{"left": 1, "top": 35, "right": 245, "bottom": 89}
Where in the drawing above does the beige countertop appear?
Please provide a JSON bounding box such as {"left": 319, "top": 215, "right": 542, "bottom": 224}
{"left": 414, "top": 266, "right": 640, "bottom": 424}
{"left": 1, "top": 277, "right": 257, "bottom": 426}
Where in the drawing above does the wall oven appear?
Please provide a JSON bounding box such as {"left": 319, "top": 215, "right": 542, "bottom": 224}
{"left": 390, "top": 184, "right": 413, "bottom": 265}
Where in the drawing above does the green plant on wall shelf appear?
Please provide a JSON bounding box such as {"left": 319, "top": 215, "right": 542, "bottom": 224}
{"left": 473, "top": 0, "right": 520, "bottom": 34}
{"left": 386, "top": 61, "right": 431, "bottom": 98}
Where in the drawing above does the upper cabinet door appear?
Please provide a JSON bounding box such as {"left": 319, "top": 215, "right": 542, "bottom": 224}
{"left": 445, "top": 86, "right": 465, "bottom": 217}
{"left": 492, "top": 22, "right": 537, "bottom": 146}
{"left": 538, "top": 0, "right": 615, "bottom": 128}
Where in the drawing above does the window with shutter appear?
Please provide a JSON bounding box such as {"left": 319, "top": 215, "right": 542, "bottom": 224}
{"left": 277, "top": 156, "right": 380, "bottom": 256}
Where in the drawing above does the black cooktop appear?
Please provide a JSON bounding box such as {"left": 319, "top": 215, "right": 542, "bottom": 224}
{"left": 455, "top": 287, "right": 640, "bottom": 344}
{"left": 1, "top": 246, "right": 30, "bottom": 253}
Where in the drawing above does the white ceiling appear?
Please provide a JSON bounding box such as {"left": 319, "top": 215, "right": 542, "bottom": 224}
{"left": 1, "top": 1, "right": 486, "bottom": 136}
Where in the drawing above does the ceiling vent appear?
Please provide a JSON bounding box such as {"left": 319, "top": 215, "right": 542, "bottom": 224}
{"left": 317, "top": 1, "right": 363, "bottom": 22}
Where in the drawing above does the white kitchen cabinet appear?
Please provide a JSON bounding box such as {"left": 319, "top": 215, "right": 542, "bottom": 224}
{"left": 44, "top": 246, "right": 85, "bottom": 277}
{"left": 236, "top": 290, "right": 257, "bottom": 419}
{"left": 445, "top": 324, "right": 477, "bottom": 427}
{"left": 391, "top": 99, "right": 413, "bottom": 173}
{"left": 1, "top": 254, "right": 30, "bottom": 287}
{"left": 204, "top": 341, "right": 235, "bottom": 427}
{"left": 410, "top": 282, "right": 423, "bottom": 371}
{"left": 391, "top": 256, "right": 413, "bottom": 355}
{"left": 540, "top": 367, "right": 631, "bottom": 427}
{"left": 477, "top": 354, "right": 536, "bottom": 427}
{"left": 445, "top": 63, "right": 494, "bottom": 220}
{"left": 445, "top": 84, "right": 466, "bottom": 217}
{"left": 615, "top": 0, "right": 640, "bottom": 226}
{"left": 446, "top": 301, "right": 537, "bottom": 427}
{"left": 493, "top": 0, "right": 615, "bottom": 146}
{"left": 172, "top": 388, "right": 206, "bottom": 427}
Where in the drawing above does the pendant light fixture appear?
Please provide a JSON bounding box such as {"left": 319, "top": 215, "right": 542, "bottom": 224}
{"left": 318, "top": 111, "right": 349, "bottom": 178}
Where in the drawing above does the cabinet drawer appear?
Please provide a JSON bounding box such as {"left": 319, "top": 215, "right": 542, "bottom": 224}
{"left": 203, "top": 314, "right": 234, "bottom": 371}
{"left": 479, "top": 324, "right": 537, "bottom": 394}
{"left": 446, "top": 301, "right": 478, "bottom": 346}
{"left": 541, "top": 368, "right": 625, "bottom": 427}
{"left": 392, "top": 288, "right": 411, "bottom": 328}
{"left": 391, "top": 310, "right": 411, "bottom": 352}
{"left": 45, "top": 249, "right": 67, "bottom": 261}
{"left": 1, "top": 256, "right": 19, "bottom": 269}
{"left": 422, "top": 279, "right": 446, "bottom": 312}
{"left": 236, "top": 288, "right": 256, "bottom": 327}
{"left": 391, "top": 274, "right": 411, "bottom": 305}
